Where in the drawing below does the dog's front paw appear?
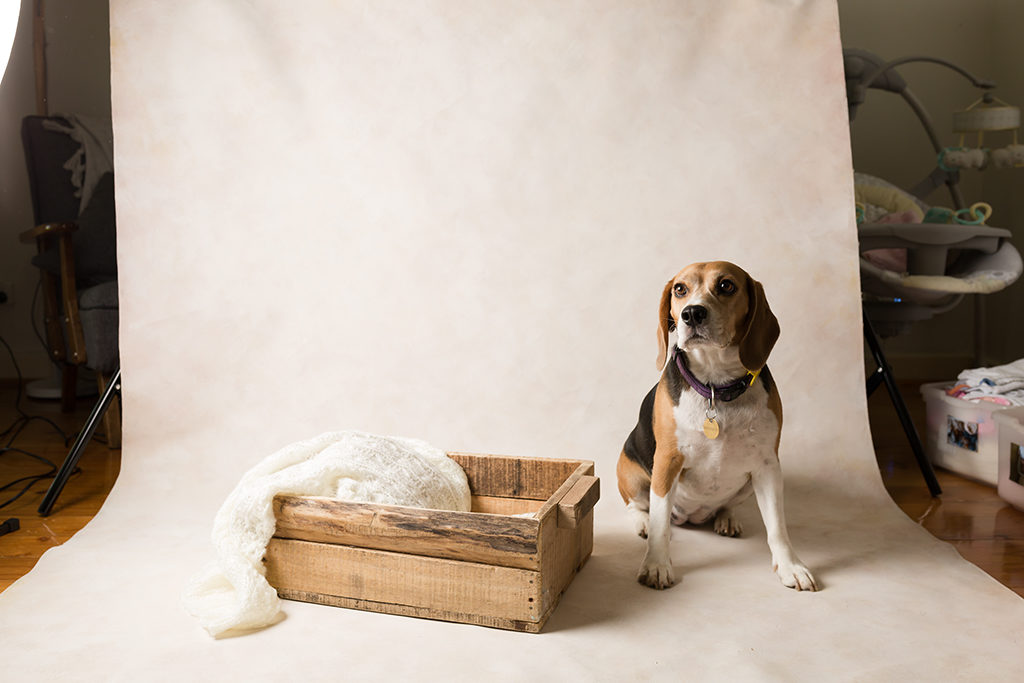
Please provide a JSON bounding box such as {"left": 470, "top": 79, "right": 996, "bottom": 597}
{"left": 774, "top": 559, "right": 818, "bottom": 592}
{"left": 637, "top": 559, "right": 676, "bottom": 589}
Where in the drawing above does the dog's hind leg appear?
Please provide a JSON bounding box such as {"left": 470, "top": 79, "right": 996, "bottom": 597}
{"left": 714, "top": 480, "right": 753, "bottom": 537}
{"left": 714, "top": 508, "right": 743, "bottom": 537}
{"left": 626, "top": 499, "right": 650, "bottom": 538}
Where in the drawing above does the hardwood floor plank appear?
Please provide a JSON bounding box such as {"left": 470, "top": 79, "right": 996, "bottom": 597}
{"left": 869, "top": 377, "right": 1024, "bottom": 598}
{"left": 0, "top": 385, "right": 121, "bottom": 592}
{"left": 948, "top": 539, "right": 1024, "bottom": 589}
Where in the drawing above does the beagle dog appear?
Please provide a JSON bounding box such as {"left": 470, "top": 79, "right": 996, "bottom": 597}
{"left": 617, "top": 261, "right": 817, "bottom": 592}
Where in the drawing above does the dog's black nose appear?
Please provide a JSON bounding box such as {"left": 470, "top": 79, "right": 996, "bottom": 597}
{"left": 680, "top": 305, "right": 707, "bottom": 327}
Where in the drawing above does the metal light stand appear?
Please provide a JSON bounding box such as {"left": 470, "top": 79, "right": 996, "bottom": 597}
{"left": 863, "top": 315, "right": 942, "bottom": 496}
{"left": 38, "top": 366, "right": 121, "bottom": 516}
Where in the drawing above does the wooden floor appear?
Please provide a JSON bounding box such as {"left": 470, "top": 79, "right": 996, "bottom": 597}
{"left": 1, "top": 381, "right": 1023, "bottom": 597}
{"left": 0, "top": 383, "right": 120, "bottom": 592}
{"left": 869, "top": 379, "right": 1024, "bottom": 598}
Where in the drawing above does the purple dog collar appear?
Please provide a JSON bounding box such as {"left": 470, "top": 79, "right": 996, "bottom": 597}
{"left": 674, "top": 350, "right": 758, "bottom": 403}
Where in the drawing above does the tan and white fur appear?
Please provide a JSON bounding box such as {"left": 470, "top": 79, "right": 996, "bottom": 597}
{"left": 617, "top": 262, "right": 817, "bottom": 591}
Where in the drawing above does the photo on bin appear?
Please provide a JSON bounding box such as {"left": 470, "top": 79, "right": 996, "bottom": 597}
{"left": 1011, "top": 443, "right": 1024, "bottom": 486}
{"left": 947, "top": 416, "right": 979, "bottom": 452}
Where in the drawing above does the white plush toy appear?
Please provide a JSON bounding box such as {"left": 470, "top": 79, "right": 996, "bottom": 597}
{"left": 990, "top": 144, "right": 1024, "bottom": 169}
{"left": 943, "top": 147, "right": 988, "bottom": 170}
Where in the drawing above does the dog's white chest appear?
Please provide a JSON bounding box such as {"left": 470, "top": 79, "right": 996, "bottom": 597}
{"left": 671, "top": 388, "right": 778, "bottom": 513}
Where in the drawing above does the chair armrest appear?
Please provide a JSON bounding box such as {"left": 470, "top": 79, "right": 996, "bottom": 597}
{"left": 19, "top": 221, "right": 78, "bottom": 243}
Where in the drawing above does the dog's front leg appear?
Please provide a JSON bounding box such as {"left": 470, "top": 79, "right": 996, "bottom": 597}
{"left": 638, "top": 451, "right": 683, "bottom": 589}
{"left": 751, "top": 463, "right": 818, "bottom": 591}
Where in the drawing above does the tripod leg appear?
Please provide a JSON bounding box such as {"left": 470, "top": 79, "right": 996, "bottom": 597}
{"left": 38, "top": 367, "right": 121, "bottom": 516}
{"left": 866, "top": 366, "right": 884, "bottom": 397}
{"left": 863, "top": 314, "right": 942, "bottom": 496}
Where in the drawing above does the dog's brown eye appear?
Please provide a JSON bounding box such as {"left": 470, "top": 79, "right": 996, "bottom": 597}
{"left": 718, "top": 279, "right": 736, "bottom": 295}
{"left": 673, "top": 283, "right": 687, "bottom": 297}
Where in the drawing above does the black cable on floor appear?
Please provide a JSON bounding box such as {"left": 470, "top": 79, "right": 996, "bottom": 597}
{"left": 0, "top": 335, "right": 79, "bottom": 511}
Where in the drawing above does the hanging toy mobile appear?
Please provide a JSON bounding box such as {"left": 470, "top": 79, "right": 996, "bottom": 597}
{"left": 943, "top": 93, "right": 1024, "bottom": 170}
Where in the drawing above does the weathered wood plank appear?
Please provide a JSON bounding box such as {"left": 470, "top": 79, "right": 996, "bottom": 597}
{"left": 535, "top": 461, "right": 595, "bottom": 524}
{"left": 276, "top": 589, "right": 544, "bottom": 633}
{"left": 471, "top": 495, "right": 542, "bottom": 516}
{"left": 556, "top": 475, "right": 600, "bottom": 529}
{"left": 273, "top": 495, "right": 541, "bottom": 570}
{"left": 265, "top": 453, "right": 598, "bottom": 632}
{"left": 265, "top": 538, "right": 542, "bottom": 623}
{"left": 537, "top": 505, "right": 592, "bottom": 617}
{"left": 447, "top": 452, "right": 581, "bottom": 500}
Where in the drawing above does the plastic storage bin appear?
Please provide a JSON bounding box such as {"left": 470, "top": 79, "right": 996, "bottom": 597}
{"left": 993, "top": 407, "right": 1024, "bottom": 512}
{"left": 920, "top": 382, "right": 1003, "bottom": 485}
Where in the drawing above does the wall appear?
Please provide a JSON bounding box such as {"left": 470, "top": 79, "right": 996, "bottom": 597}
{"left": 0, "top": 0, "right": 111, "bottom": 380}
{"left": 839, "top": 0, "right": 1024, "bottom": 376}
{"left": 981, "top": 0, "right": 1024, "bottom": 365}
{"left": 2, "top": 1, "right": 1022, "bottom": 379}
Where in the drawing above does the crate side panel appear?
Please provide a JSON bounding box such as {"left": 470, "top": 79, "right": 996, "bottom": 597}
{"left": 537, "top": 508, "right": 593, "bottom": 616}
{"left": 448, "top": 452, "right": 581, "bottom": 500}
{"left": 471, "top": 495, "right": 543, "bottom": 516}
{"left": 577, "top": 509, "right": 595, "bottom": 567}
{"left": 265, "top": 538, "right": 542, "bottom": 623}
{"left": 535, "top": 462, "right": 594, "bottom": 523}
{"left": 273, "top": 495, "right": 541, "bottom": 570}
{"left": 276, "top": 589, "right": 544, "bottom": 633}
{"left": 556, "top": 475, "right": 600, "bottom": 529}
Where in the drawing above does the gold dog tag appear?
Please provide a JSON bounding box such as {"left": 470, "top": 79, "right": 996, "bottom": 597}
{"left": 703, "top": 387, "right": 720, "bottom": 439}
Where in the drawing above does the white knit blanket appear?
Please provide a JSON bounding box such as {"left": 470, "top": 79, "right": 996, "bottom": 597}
{"left": 182, "top": 431, "right": 471, "bottom": 638}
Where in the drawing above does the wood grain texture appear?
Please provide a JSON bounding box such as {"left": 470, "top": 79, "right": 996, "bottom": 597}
{"left": 39, "top": 269, "right": 65, "bottom": 366}
{"left": 266, "top": 453, "right": 600, "bottom": 631}
{"left": 471, "top": 494, "right": 542, "bottom": 516}
{"left": 57, "top": 236, "right": 86, "bottom": 367}
{"left": 534, "top": 461, "right": 595, "bottom": 524}
{"left": 537, "top": 506, "right": 591, "bottom": 616}
{"left": 274, "top": 588, "right": 546, "bottom": 633}
{"left": 557, "top": 475, "right": 600, "bottom": 529}
{"left": 265, "top": 538, "right": 542, "bottom": 624}
{"left": 273, "top": 494, "right": 542, "bottom": 570}
{"left": 447, "top": 452, "right": 580, "bottom": 500}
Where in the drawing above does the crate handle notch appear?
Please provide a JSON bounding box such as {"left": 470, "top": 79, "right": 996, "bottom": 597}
{"left": 556, "top": 475, "right": 600, "bottom": 529}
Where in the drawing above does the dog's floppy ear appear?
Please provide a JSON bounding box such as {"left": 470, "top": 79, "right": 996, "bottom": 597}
{"left": 738, "top": 276, "right": 779, "bottom": 372}
{"left": 656, "top": 279, "right": 676, "bottom": 370}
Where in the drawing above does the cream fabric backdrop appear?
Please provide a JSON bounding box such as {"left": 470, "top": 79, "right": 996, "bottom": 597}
{"left": 2, "top": 1, "right": 1022, "bottom": 680}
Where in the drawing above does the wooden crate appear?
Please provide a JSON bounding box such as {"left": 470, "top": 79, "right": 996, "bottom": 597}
{"left": 263, "top": 452, "right": 599, "bottom": 632}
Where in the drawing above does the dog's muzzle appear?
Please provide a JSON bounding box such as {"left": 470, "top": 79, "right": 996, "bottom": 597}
{"left": 680, "top": 305, "right": 708, "bottom": 327}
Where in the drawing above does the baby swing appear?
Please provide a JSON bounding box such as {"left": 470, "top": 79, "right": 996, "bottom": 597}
{"left": 844, "top": 49, "right": 1024, "bottom": 496}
